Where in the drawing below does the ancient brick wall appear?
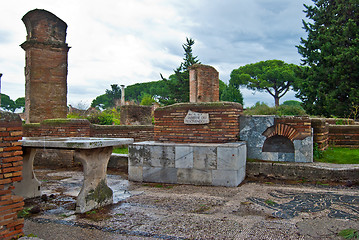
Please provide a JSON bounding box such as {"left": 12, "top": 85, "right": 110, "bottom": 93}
{"left": 91, "top": 125, "right": 154, "bottom": 142}
{"left": 154, "top": 102, "right": 243, "bottom": 143}
{"left": 189, "top": 64, "right": 219, "bottom": 103}
{"left": 329, "top": 125, "right": 359, "bottom": 148}
{"left": 311, "top": 118, "right": 329, "bottom": 151}
{"left": 120, "top": 105, "right": 152, "bottom": 125}
{"left": 22, "top": 9, "right": 70, "bottom": 123}
{"left": 0, "top": 111, "right": 24, "bottom": 240}
{"left": 23, "top": 119, "right": 91, "bottom": 137}
{"left": 273, "top": 116, "right": 312, "bottom": 139}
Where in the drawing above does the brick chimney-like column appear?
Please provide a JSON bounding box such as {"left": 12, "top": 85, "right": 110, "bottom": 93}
{"left": 21, "top": 9, "right": 70, "bottom": 123}
{"left": 189, "top": 64, "right": 219, "bottom": 103}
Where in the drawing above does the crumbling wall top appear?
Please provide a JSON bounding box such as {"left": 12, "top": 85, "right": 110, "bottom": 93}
{"left": 22, "top": 9, "right": 67, "bottom": 44}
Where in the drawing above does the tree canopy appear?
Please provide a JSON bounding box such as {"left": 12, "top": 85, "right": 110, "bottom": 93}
{"left": 0, "top": 94, "right": 25, "bottom": 112}
{"left": 230, "top": 60, "right": 299, "bottom": 106}
{"left": 296, "top": 0, "right": 359, "bottom": 117}
{"left": 160, "top": 37, "right": 200, "bottom": 105}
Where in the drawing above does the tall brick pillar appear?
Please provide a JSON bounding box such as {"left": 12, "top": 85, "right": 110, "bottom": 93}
{"left": 189, "top": 64, "right": 219, "bottom": 103}
{"left": 21, "top": 9, "right": 70, "bottom": 123}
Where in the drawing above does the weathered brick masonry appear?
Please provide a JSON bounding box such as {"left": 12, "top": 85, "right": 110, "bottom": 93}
{"left": 22, "top": 9, "right": 70, "bottom": 123}
{"left": 23, "top": 119, "right": 90, "bottom": 137}
{"left": 189, "top": 64, "right": 219, "bottom": 103}
{"left": 23, "top": 119, "right": 154, "bottom": 142}
{"left": 0, "top": 112, "right": 24, "bottom": 240}
{"left": 120, "top": 105, "right": 152, "bottom": 125}
{"left": 329, "top": 125, "right": 359, "bottom": 148}
{"left": 154, "top": 102, "right": 243, "bottom": 143}
{"left": 91, "top": 125, "right": 154, "bottom": 142}
{"left": 274, "top": 116, "right": 312, "bottom": 139}
{"left": 311, "top": 118, "right": 329, "bottom": 151}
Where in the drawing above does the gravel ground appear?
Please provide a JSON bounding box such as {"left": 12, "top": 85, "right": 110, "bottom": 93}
{"left": 21, "top": 169, "right": 359, "bottom": 240}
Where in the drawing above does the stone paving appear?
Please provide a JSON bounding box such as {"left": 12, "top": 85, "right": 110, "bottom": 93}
{"left": 21, "top": 169, "right": 359, "bottom": 239}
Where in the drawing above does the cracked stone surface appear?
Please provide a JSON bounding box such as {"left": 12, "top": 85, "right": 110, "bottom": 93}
{"left": 22, "top": 169, "right": 359, "bottom": 240}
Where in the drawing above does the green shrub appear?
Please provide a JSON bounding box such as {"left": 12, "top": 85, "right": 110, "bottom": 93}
{"left": 244, "top": 102, "right": 307, "bottom": 116}
{"left": 244, "top": 102, "right": 277, "bottom": 115}
{"left": 276, "top": 105, "right": 307, "bottom": 116}
{"left": 67, "top": 113, "right": 83, "bottom": 119}
{"left": 86, "top": 108, "right": 121, "bottom": 125}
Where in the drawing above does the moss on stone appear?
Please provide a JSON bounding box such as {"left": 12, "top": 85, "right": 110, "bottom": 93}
{"left": 42, "top": 118, "right": 89, "bottom": 125}
{"left": 155, "top": 102, "right": 243, "bottom": 112}
{"left": 85, "top": 179, "right": 113, "bottom": 204}
{"left": 23, "top": 123, "right": 41, "bottom": 128}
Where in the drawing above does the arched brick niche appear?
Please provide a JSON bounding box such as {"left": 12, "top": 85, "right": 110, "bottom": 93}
{"left": 239, "top": 115, "right": 313, "bottom": 162}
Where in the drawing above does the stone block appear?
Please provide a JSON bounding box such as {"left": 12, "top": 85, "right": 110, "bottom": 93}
{"left": 177, "top": 168, "right": 212, "bottom": 185}
{"left": 193, "top": 146, "right": 217, "bottom": 170}
{"left": 212, "top": 170, "right": 237, "bottom": 187}
{"left": 261, "top": 152, "right": 279, "bottom": 161}
{"left": 143, "top": 167, "right": 177, "bottom": 184}
{"left": 128, "top": 144, "right": 150, "bottom": 166}
{"left": 278, "top": 153, "right": 295, "bottom": 162}
{"left": 294, "top": 136, "right": 313, "bottom": 163}
{"left": 217, "top": 147, "right": 240, "bottom": 170}
{"left": 237, "top": 166, "right": 246, "bottom": 183}
{"left": 175, "top": 146, "right": 193, "bottom": 168}
{"left": 128, "top": 166, "right": 143, "bottom": 182}
{"left": 149, "top": 145, "right": 175, "bottom": 168}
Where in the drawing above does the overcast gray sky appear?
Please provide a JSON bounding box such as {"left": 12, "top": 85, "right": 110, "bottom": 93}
{"left": 0, "top": 0, "right": 312, "bottom": 108}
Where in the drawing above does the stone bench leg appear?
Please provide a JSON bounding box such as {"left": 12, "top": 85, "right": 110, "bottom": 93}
{"left": 74, "top": 147, "right": 113, "bottom": 213}
{"left": 13, "top": 147, "right": 41, "bottom": 198}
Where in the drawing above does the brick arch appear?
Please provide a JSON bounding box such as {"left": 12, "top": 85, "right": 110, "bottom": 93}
{"left": 262, "top": 123, "right": 299, "bottom": 141}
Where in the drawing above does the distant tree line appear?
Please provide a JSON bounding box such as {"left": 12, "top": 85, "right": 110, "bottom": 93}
{"left": 0, "top": 94, "right": 25, "bottom": 112}
{"left": 91, "top": 38, "right": 243, "bottom": 109}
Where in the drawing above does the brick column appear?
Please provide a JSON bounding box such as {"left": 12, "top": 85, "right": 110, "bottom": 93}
{"left": 21, "top": 9, "right": 70, "bottom": 123}
{"left": 0, "top": 111, "right": 24, "bottom": 240}
{"left": 189, "top": 64, "right": 219, "bottom": 103}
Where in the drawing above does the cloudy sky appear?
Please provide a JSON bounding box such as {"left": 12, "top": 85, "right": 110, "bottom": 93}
{"left": 0, "top": 0, "right": 312, "bottom": 108}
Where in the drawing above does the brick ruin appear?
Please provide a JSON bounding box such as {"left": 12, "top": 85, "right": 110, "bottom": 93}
{"left": 22, "top": 9, "right": 69, "bottom": 123}
{"left": 120, "top": 105, "right": 152, "bottom": 125}
{"left": 154, "top": 102, "right": 242, "bottom": 143}
{"left": 129, "top": 64, "right": 247, "bottom": 187}
{"left": 0, "top": 111, "right": 24, "bottom": 240}
{"left": 189, "top": 64, "right": 219, "bottom": 103}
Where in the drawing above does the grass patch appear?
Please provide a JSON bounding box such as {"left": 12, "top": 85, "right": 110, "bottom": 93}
{"left": 338, "top": 229, "right": 359, "bottom": 239}
{"left": 264, "top": 199, "right": 278, "bottom": 206}
{"left": 315, "top": 147, "right": 359, "bottom": 164}
{"left": 112, "top": 147, "right": 128, "bottom": 154}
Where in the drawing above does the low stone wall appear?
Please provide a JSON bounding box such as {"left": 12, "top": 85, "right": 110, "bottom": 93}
{"left": 91, "top": 125, "right": 154, "bottom": 142}
{"left": 329, "top": 125, "right": 359, "bottom": 148}
{"left": 247, "top": 161, "right": 359, "bottom": 183}
{"left": 154, "top": 102, "right": 243, "bottom": 143}
{"left": 0, "top": 111, "right": 24, "bottom": 240}
{"left": 129, "top": 141, "right": 246, "bottom": 187}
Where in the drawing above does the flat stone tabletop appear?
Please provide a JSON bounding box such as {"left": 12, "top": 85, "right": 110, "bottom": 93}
{"left": 21, "top": 137, "right": 134, "bottom": 149}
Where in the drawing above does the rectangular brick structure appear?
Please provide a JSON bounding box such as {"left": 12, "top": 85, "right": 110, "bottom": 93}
{"left": 189, "top": 64, "right": 219, "bottom": 103}
{"left": 154, "top": 102, "right": 243, "bottom": 143}
{"left": 21, "top": 9, "right": 70, "bottom": 123}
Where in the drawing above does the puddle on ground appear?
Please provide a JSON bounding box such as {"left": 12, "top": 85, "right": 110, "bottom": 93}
{"left": 26, "top": 169, "right": 137, "bottom": 219}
